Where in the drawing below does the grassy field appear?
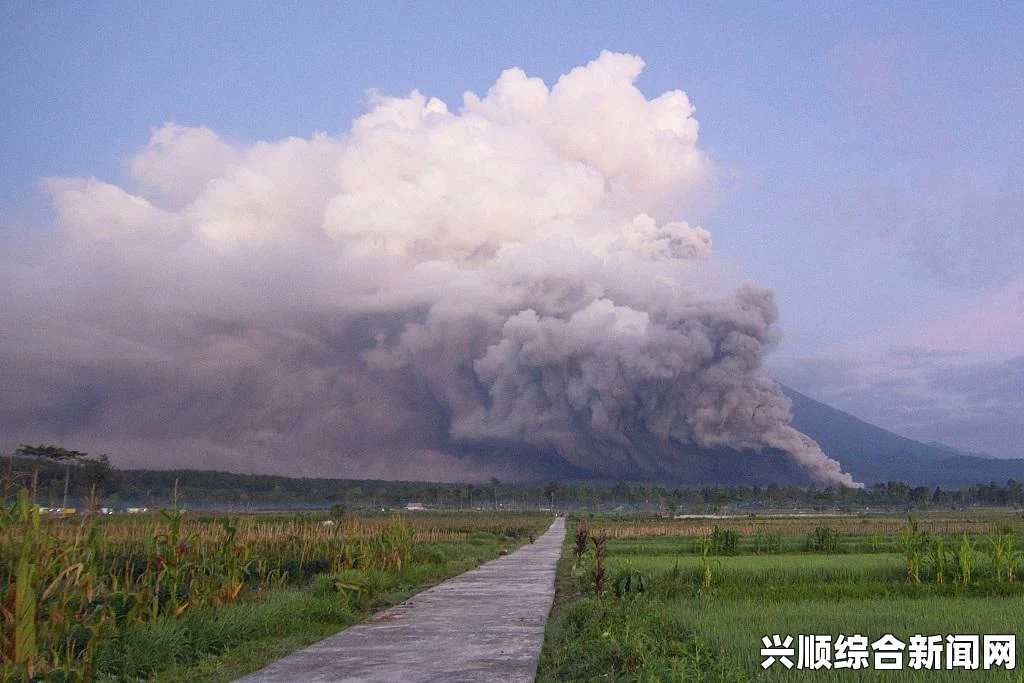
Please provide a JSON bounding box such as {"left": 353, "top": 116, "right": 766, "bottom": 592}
{"left": 1, "top": 488, "right": 552, "bottom": 681}
{"left": 540, "top": 513, "right": 1024, "bottom": 682}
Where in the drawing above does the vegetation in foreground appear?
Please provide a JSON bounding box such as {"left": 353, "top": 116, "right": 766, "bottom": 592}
{"left": 540, "top": 514, "right": 1024, "bottom": 681}
{"left": 1, "top": 483, "right": 551, "bottom": 681}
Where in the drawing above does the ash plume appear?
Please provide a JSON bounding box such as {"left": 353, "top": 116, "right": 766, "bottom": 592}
{"left": 0, "top": 52, "right": 859, "bottom": 486}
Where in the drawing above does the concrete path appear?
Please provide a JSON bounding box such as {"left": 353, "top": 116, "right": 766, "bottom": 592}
{"left": 236, "top": 516, "right": 566, "bottom": 683}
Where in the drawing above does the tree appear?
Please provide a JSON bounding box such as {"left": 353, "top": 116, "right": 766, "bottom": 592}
{"left": 611, "top": 482, "right": 630, "bottom": 506}
{"left": 1007, "top": 479, "right": 1023, "bottom": 508}
{"left": 543, "top": 481, "right": 561, "bottom": 510}
{"left": 16, "top": 444, "right": 87, "bottom": 508}
{"left": 79, "top": 454, "right": 117, "bottom": 511}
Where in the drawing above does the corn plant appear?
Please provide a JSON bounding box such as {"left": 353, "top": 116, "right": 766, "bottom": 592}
{"left": 215, "top": 516, "right": 248, "bottom": 603}
{"left": 1, "top": 489, "right": 116, "bottom": 680}
{"left": 869, "top": 532, "right": 884, "bottom": 553}
{"left": 988, "top": 531, "right": 1020, "bottom": 582}
{"left": 3, "top": 488, "right": 40, "bottom": 676}
{"left": 896, "top": 516, "right": 926, "bottom": 583}
{"left": 753, "top": 530, "right": 765, "bottom": 554}
{"left": 806, "top": 526, "right": 841, "bottom": 553}
{"left": 926, "top": 537, "right": 950, "bottom": 585}
{"left": 956, "top": 532, "right": 975, "bottom": 587}
{"left": 591, "top": 530, "right": 607, "bottom": 599}
{"left": 700, "top": 535, "right": 713, "bottom": 591}
{"left": 1007, "top": 538, "right": 1020, "bottom": 583}
{"left": 710, "top": 527, "right": 739, "bottom": 555}
{"left": 0, "top": 489, "right": 549, "bottom": 679}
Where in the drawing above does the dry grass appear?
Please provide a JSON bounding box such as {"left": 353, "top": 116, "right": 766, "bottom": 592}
{"left": 599, "top": 513, "right": 1022, "bottom": 539}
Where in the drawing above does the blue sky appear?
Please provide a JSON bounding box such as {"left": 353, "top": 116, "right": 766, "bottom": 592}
{"left": 2, "top": 2, "right": 1022, "bottom": 462}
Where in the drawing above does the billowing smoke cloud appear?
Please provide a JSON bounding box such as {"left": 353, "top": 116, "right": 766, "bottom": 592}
{"left": 1, "top": 52, "right": 858, "bottom": 486}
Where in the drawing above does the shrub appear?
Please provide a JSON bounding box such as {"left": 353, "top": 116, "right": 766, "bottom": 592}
{"left": 610, "top": 563, "right": 648, "bottom": 599}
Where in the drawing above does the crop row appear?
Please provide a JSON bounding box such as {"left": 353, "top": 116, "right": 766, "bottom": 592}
{"left": 1, "top": 487, "right": 548, "bottom": 681}
{"left": 599, "top": 517, "right": 1021, "bottom": 538}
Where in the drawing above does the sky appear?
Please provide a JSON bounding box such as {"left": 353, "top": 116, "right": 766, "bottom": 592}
{"left": 1, "top": 2, "right": 1021, "bottom": 474}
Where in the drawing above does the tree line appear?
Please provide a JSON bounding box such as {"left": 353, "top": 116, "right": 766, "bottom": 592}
{"left": 3, "top": 446, "right": 1024, "bottom": 512}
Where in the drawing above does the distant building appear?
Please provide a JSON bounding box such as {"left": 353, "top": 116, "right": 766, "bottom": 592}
{"left": 405, "top": 502, "right": 425, "bottom": 511}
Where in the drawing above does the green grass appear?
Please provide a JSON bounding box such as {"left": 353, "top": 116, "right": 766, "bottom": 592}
{"left": 685, "top": 596, "right": 1024, "bottom": 682}
{"left": 616, "top": 552, "right": 1024, "bottom": 600}
{"left": 539, "top": 596, "right": 748, "bottom": 683}
{"left": 94, "top": 589, "right": 352, "bottom": 681}
{"left": 607, "top": 530, "right": 1024, "bottom": 558}
{"left": 90, "top": 526, "right": 544, "bottom": 681}
{"left": 540, "top": 517, "right": 1024, "bottom": 682}
{"left": 146, "top": 627, "right": 345, "bottom": 683}
{"left": 611, "top": 552, "right": 905, "bottom": 583}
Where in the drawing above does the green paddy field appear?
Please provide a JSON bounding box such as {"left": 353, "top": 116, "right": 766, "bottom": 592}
{"left": 540, "top": 513, "right": 1024, "bottom": 682}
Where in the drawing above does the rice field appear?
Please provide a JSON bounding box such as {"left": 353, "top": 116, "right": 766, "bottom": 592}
{"left": 540, "top": 513, "right": 1024, "bottom": 682}
{"left": 689, "top": 596, "right": 1023, "bottom": 682}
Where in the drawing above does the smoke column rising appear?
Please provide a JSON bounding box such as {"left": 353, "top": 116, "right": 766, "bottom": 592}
{"left": 1, "top": 52, "right": 859, "bottom": 486}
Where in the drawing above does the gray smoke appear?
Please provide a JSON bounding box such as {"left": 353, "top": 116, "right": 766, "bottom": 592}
{"left": 0, "top": 52, "right": 858, "bottom": 486}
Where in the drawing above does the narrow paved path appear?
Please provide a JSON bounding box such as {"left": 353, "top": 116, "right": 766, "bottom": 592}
{"left": 236, "top": 516, "right": 566, "bottom": 683}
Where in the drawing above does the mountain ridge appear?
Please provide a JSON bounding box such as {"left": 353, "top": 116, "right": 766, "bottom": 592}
{"left": 782, "top": 385, "right": 1023, "bottom": 487}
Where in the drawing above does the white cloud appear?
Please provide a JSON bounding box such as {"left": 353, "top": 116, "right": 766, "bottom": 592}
{"left": 5, "top": 53, "right": 857, "bottom": 485}
{"left": 129, "top": 123, "right": 240, "bottom": 207}
{"left": 43, "top": 176, "right": 183, "bottom": 238}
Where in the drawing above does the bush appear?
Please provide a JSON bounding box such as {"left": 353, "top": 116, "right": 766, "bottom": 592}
{"left": 610, "top": 563, "right": 649, "bottom": 599}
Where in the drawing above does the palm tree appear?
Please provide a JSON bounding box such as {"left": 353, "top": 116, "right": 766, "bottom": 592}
{"left": 16, "top": 444, "right": 86, "bottom": 509}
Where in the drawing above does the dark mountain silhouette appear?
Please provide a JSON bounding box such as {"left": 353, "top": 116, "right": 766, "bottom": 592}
{"left": 442, "top": 387, "right": 1020, "bottom": 488}
{"left": 782, "top": 385, "right": 1024, "bottom": 487}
